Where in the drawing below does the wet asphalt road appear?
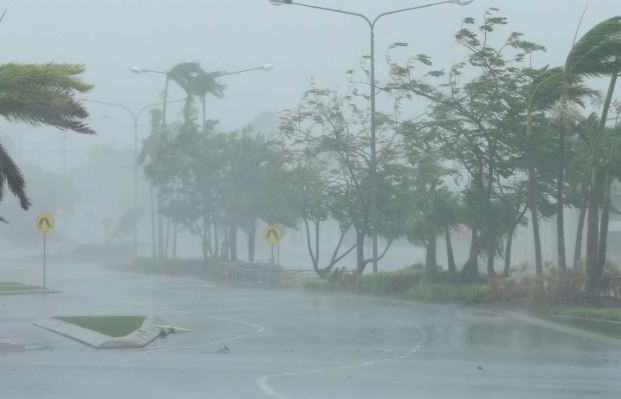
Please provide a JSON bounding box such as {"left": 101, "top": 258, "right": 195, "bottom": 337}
{"left": 1, "top": 259, "right": 621, "bottom": 399}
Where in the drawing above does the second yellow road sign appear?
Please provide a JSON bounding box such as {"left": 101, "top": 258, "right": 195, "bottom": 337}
{"left": 263, "top": 224, "right": 284, "bottom": 245}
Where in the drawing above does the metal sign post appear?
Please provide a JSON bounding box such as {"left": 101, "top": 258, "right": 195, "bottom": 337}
{"left": 36, "top": 213, "right": 54, "bottom": 288}
{"left": 263, "top": 224, "right": 285, "bottom": 268}
{"left": 43, "top": 231, "right": 47, "bottom": 288}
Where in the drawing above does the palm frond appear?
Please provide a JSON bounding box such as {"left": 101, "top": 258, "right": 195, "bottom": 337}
{"left": 0, "top": 63, "right": 95, "bottom": 133}
{"left": 0, "top": 142, "right": 30, "bottom": 210}
{"left": 567, "top": 16, "right": 621, "bottom": 76}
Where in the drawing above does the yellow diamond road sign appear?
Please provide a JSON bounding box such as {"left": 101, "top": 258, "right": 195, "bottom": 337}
{"left": 36, "top": 213, "right": 54, "bottom": 233}
{"left": 263, "top": 224, "right": 284, "bottom": 245}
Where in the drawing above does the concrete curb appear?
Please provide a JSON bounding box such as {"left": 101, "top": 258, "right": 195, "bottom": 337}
{"left": 547, "top": 315, "right": 621, "bottom": 335}
{"left": 0, "top": 335, "right": 24, "bottom": 353}
{"left": 33, "top": 316, "right": 163, "bottom": 349}
{"left": 0, "top": 288, "right": 60, "bottom": 296}
{"left": 509, "top": 312, "right": 621, "bottom": 348}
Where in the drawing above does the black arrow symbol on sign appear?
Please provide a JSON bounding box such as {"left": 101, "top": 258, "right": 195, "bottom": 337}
{"left": 267, "top": 228, "right": 279, "bottom": 240}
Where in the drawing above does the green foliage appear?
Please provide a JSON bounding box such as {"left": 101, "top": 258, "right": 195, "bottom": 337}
{"left": 355, "top": 270, "right": 423, "bottom": 295}
{"left": 567, "top": 16, "right": 621, "bottom": 77}
{"left": 0, "top": 62, "right": 93, "bottom": 213}
{"left": 409, "top": 284, "right": 493, "bottom": 303}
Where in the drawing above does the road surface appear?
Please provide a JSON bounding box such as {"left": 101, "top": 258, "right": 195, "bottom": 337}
{"left": 1, "top": 258, "right": 620, "bottom": 398}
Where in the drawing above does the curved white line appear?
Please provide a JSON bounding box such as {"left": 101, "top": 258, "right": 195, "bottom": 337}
{"left": 256, "top": 320, "right": 427, "bottom": 399}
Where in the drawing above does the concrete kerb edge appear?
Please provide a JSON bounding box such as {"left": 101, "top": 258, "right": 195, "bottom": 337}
{"left": 509, "top": 311, "right": 621, "bottom": 348}
{"left": 0, "top": 288, "right": 61, "bottom": 296}
{"left": 33, "top": 316, "right": 164, "bottom": 349}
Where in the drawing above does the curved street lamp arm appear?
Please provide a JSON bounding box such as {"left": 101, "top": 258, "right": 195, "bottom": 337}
{"left": 290, "top": 1, "right": 372, "bottom": 27}
{"left": 80, "top": 98, "right": 136, "bottom": 121}
{"left": 373, "top": 1, "right": 456, "bottom": 26}
{"left": 217, "top": 67, "right": 265, "bottom": 77}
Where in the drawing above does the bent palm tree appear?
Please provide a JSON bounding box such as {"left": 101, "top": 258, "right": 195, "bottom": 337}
{"left": 0, "top": 63, "right": 93, "bottom": 216}
{"left": 567, "top": 16, "right": 621, "bottom": 297}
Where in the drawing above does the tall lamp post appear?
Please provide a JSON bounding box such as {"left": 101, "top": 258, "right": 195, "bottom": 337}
{"left": 270, "top": 0, "right": 474, "bottom": 273}
{"left": 80, "top": 98, "right": 186, "bottom": 259}
{"left": 130, "top": 63, "right": 274, "bottom": 258}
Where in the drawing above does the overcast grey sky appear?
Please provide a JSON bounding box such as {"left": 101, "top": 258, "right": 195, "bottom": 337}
{"left": 1, "top": 0, "right": 620, "bottom": 162}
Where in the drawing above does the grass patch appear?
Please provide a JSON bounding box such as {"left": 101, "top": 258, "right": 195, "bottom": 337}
{"left": 0, "top": 282, "right": 39, "bottom": 292}
{"left": 55, "top": 316, "right": 145, "bottom": 337}
{"left": 546, "top": 307, "right": 621, "bottom": 322}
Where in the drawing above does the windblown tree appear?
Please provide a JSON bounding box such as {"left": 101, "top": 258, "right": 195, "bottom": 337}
{"left": 566, "top": 16, "right": 621, "bottom": 298}
{"left": 389, "top": 10, "right": 547, "bottom": 279}
{"left": 280, "top": 85, "right": 402, "bottom": 275}
{"left": 0, "top": 63, "right": 94, "bottom": 219}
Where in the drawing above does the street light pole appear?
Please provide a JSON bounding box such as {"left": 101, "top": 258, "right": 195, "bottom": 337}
{"left": 80, "top": 98, "right": 186, "bottom": 259}
{"left": 270, "top": 0, "right": 473, "bottom": 273}
{"left": 130, "top": 63, "right": 274, "bottom": 258}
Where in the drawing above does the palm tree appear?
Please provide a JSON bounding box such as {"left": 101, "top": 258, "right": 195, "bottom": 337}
{"left": 167, "top": 62, "right": 225, "bottom": 129}
{"left": 0, "top": 63, "right": 93, "bottom": 217}
{"left": 566, "top": 16, "right": 621, "bottom": 297}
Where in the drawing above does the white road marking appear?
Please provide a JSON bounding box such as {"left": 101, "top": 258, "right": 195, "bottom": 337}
{"left": 256, "top": 320, "right": 427, "bottom": 399}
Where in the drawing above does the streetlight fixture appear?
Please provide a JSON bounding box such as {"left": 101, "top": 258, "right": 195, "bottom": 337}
{"left": 270, "top": 0, "right": 474, "bottom": 273}
{"left": 131, "top": 63, "right": 273, "bottom": 122}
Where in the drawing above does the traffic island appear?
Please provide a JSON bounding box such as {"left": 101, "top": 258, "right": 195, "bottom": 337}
{"left": 0, "top": 282, "right": 59, "bottom": 296}
{"left": 33, "top": 316, "right": 167, "bottom": 349}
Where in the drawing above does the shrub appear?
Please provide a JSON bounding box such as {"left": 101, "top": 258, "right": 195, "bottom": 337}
{"left": 602, "top": 261, "right": 621, "bottom": 299}
{"left": 355, "top": 269, "right": 423, "bottom": 295}
{"left": 489, "top": 276, "right": 529, "bottom": 302}
{"left": 409, "top": 283, "right": 493, "bottom": 303}
{"left": 542, "top": 268, "right": 586, "bottom": 306}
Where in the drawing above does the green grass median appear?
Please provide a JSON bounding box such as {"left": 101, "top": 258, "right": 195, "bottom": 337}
{"left": 54, "top": 316, "right": 145, "bottom": 337}
{"left": 0, "top": 282, "right": 39, "bottom": 292}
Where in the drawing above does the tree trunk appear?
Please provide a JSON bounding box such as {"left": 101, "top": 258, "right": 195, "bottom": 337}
{"left": 597, "top": 174, "right": 612, "bottom": 279}
{"left": 247, "top": 225, "right": 256, "bottom": 263}
{"left": 486, "top": 237, "right": 496, "bottom": 277}
{"left": 530, "top": 206, "right": 543, "bottom": 275}
{"left": 157, "top": 213, "right": 164, "bottom": 259}
{"left": 556, "top": 123, "right": 567, "bottom": 270}
{"left": 445, "top": 227, "right": 456, "bottom": 275}
{"left": 164, "top": 217, "right": 171, "bottom": 259}
{"left": 229, "top": 225, "right": 238, "bottom": 261}
{"left": 355, "top": 228, "right": 366, "bottom": 275}
{"left": 213, "top": 220, "right": 220, "bottom": 259}
{"left": 574, "top": 196, "right": 587, "bottom": 268}
{"left": 150, "top": 184, "right": 156, "bottom": 259}
{"left": 586, "top": 73, "right": 618, "bottom": 298}
{"left": 424, "top": 236, "right": 437, "bottom": 282}
{"left": 201, "top": 215, "right": 209, "bottom": 261}
{"left": 461, "top": 227, "right": 479, "bottom": 281}
{"left": 504, "top": 230, "right": 514, "bottom": 277}
{"left": 172, "top": 222, "right": 178, "bottom": 259}
{"left": 528, "top": 165, "right": 543, "bottom": 275}
{"left": 586, "top": 167, "right": 601, "bottom": 297}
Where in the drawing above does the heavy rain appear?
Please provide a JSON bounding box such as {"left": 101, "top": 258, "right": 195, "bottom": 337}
{"left": 1, "top": 1, "right": 621, "bottom": 398}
